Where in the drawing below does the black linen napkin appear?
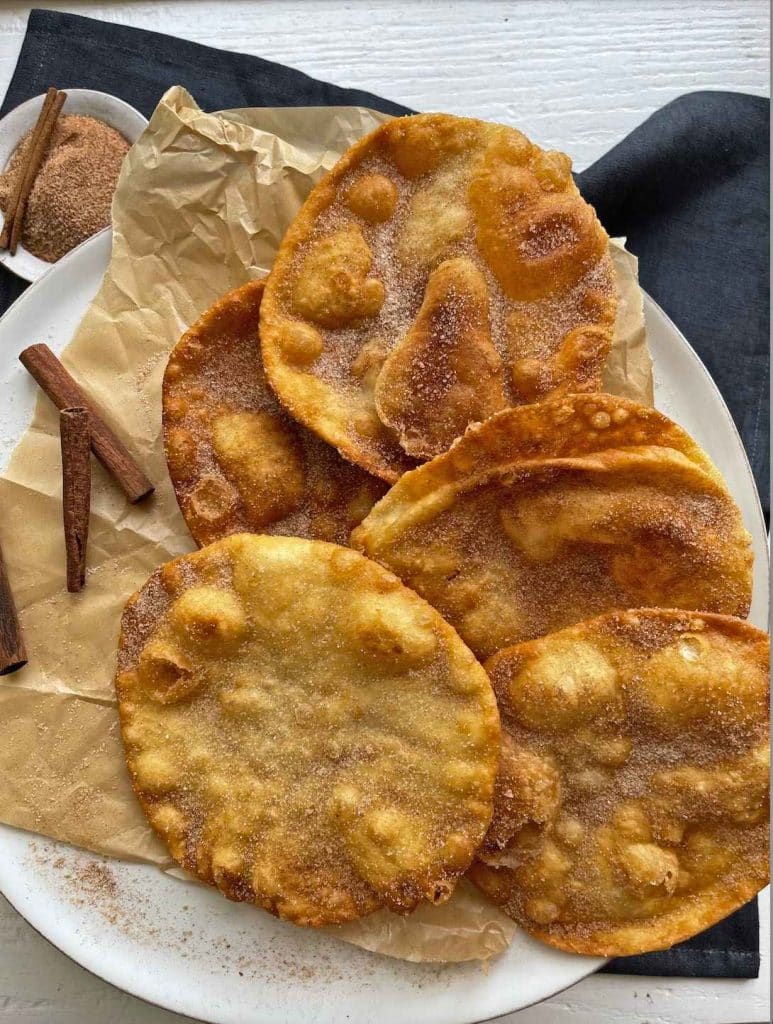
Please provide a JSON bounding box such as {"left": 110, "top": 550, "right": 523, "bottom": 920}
{"left": 0, "top": 8, "right": 766, "bottom": 980}
{"left": 580, "top": 91, "right": 770, "bottom": 521}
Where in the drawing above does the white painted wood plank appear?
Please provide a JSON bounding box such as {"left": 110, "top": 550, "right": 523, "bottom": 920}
{"left": 0, "top": 1, "right": 767, "bottom": 169}
{"left": 0, "top": 3, "right": 768, "bottom": 1023}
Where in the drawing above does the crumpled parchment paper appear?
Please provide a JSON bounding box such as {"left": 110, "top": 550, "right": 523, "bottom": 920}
{"left": 0, "top": 86, "right": 652, "bottom": 962}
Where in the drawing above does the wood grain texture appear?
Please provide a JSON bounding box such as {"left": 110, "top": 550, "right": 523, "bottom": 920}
{"left": 0, "top": 2, "right": 768, "bottom": 1023}
{"left": 0, "top": 0, "right": 767, "bottom": 169}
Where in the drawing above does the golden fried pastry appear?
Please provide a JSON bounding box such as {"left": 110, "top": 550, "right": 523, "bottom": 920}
{"left": 469, "top": 610, "right": 770, "bottom": 955}
{"left": 352, "top": 395, "right": 753, "bottom": 660}
{"left": 261, "top": 113, "right": 616, "bottom": 481}
{"left": 116, "top": 534, "right": 500, "bottom": 927}
{"left": 163, "top": 280, "right": 386, "bottom": 547}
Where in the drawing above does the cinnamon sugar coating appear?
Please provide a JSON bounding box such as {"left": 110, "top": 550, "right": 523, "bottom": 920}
{"left": 470, "top": 610, "right": 769, "bottom": 956}
{"left": 352, "top": 395, "right": 753, "bottom": 660}
{"left": 261, "top": 114, "right": 616, "bottom": 481}
{"left": 163, "top": 280, "right": 386, "bottom": 547}
{"left": 116, "top": 535, "right": 500, "bottom": 927}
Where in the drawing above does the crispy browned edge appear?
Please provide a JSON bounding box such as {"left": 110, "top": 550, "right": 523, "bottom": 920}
{"left": 161, "top": 278, "right": 266, "bottom": 546}
{"left": 472, "top": 608, "right": 770, "bottom": 956}
{"left": 259, "top": 114, "right": 615, "bottom": 484}
{"left": 351, "top": 393, "right": 723, "bottom": 552}
{"left": 114, "top": 533, "right": 502, "bottom": 926}
{"left": 261, "top": 116, "right": 416, "bottom": 483}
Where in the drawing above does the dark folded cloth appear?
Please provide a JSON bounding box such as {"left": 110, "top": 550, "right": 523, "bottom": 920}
{"left": 579, "top": 90, "right": 769, "bottom": 518}
{"left": 0, "top": 8, "right": 766, "bottom": 979}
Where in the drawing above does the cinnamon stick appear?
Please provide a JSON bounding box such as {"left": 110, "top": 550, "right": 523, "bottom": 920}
{"left": 0, "top": 540, "right": 27, "bottom": 675}
{"left": 9, "top": 89, "right": 67, "bottom": 254}
{"left": 0, "top": 86, "right": 57, "bottom": 250}
{"left": 20, "top": 344, "right": 154, "bottom": 504}
{"left": 60, "top": 407, "right": 91, "bottom": 593}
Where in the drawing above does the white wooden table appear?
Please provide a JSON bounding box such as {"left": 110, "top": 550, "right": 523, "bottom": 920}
{"left": 0, "top": 3, "right": 768, "bottom": 1023}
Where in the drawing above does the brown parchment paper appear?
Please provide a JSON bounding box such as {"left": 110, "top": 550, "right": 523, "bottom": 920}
{"left": 0, "top": 86, "right": 652, "bottom": 963}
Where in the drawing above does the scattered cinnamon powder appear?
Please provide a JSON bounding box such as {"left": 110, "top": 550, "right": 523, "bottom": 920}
{"left": 78, "top": 861, "right": 119, "bottom": 902}
{"left": 0, "top": 114, "right": 129, "bottom": 262}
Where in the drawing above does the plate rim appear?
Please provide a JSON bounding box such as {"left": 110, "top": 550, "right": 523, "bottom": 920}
{"left": 0, "top": 227, "right": 765, "bottom": 1023}
{"left": 644, "top": 295, "right": 768, "bottom": 550}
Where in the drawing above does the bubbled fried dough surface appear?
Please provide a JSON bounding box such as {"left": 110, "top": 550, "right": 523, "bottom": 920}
{"left": 260, "top": 113, "right": 616, "bottom": 480}
{"left": 352, "top": 397, "right": 753, "bottom": 660}
{"left": 469, "top": 610, "right": 770, "bottom": 956}
{"left": 116, "top": 534, "right": 500, "bottom": 927}
{"left": 163, "top": 280, "right": 386, "bottom": 547}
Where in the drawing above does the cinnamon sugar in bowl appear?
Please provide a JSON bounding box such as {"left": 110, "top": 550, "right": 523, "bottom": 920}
{"left": 0, "top": 114, "right": 129, "bottom": 263}
{"left": 0, "top": 89, "right": 147, "bottom": 282}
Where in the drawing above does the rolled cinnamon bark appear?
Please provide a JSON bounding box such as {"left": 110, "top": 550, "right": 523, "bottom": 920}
{"left": 0, "top": 86, "right": 58, "bottom": 250}
{"left": 0, "top": 541, "right": 27, "bottom": 675}
{"left": 60, "top": 407, "right": 91, "bottom": 592}
{"left": 9, "top": 89, "right": 67, "bottom": 255}
{"left": 19, "top": 343, "right": 154, "bottom": 504}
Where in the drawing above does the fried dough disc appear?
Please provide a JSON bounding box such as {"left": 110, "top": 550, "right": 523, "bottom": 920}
{"left": 163, "top": 280, "right": 386, "bottom": 547}
{"left": 116, "top": 534, "right": 500, "bottom": 927}
{"left": 352, "top": 396, "right": 753, "bottom": 660}
{"left": 469, "top": 610, "right": 770, "bottom": 956}
{"left": 261, "top": 113, "right": 616, "bottom": 481}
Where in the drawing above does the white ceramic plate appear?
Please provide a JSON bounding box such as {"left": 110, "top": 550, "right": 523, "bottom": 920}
{"left": 0, "top": 231, "right": 767, "bottom": 1024}
{"left": 0, "top": 89, "right": 147, "bottom": 283}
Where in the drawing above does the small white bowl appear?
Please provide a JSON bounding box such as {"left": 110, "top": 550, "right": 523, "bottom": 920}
{"left": 0, "top": 89, "right": 147, "bottom": 282}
